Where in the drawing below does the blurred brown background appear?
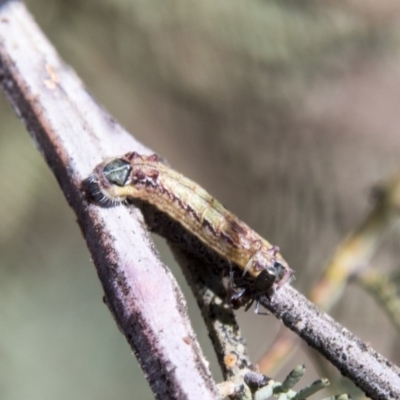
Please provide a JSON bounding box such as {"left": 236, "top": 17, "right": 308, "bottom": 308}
{"left": 1, "top": 0, "right": 400, "bottom": 398}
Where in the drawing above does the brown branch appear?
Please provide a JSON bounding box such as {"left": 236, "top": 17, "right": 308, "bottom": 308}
{"left": 1, "top": 2, "right": 400, "bottom": 400}
{"left": 0, "top": 2, "right": 217, "bottom": 399}
{"left": 259, "top": 287, "right": 400, "bottom": 400}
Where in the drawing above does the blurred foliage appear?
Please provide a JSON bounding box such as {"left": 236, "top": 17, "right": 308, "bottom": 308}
{"left": 2, "top": 0, "right": 400, "bottom": 398}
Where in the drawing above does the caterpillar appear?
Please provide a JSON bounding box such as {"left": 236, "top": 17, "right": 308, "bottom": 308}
{"left": 88, "top": 152, "right": 294, "bottom": 310}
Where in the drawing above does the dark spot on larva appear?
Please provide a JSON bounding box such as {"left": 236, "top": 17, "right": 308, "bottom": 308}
{"left": 220, "top": 231, "right": 237, "bottom": 247}
{"left": 226, "top": 220, "right": 248, "bottom": 237}
{"left": 167, "top": 188, "right": 177, "bottom": 202}
{"left": 202, "top": 218, "right": 217, "bottom": 235}
{"left": 125, "top": 151, "right": 140, "bottom": 161}
{"left": 155, "top": 183, "right": 169, "bottom": 196}
{"left": 133, "top": 169, "right": 146, "bottom": 182}
{"left": 148, "top": 169, "right": 160, "bottom": 180}
{"left": 147, "top": 154, "right": 163, "bottom": 162}
{"left": 187, "top": 205, "right": 201, "bottom": 223}
{"left": 177, "top": 197, "right": 188, "bottom": 210}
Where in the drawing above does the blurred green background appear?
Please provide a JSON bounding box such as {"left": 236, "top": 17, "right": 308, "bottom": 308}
{"left": 2, "top": 0, "right": 400, "bottom": 398}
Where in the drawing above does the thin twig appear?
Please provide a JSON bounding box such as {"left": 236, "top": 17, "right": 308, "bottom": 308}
{"left": 259, "top": 287, "right": 400, "bottom": 400}
{"left": 170, "top": 245, "right": 255, "bottom": 399}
